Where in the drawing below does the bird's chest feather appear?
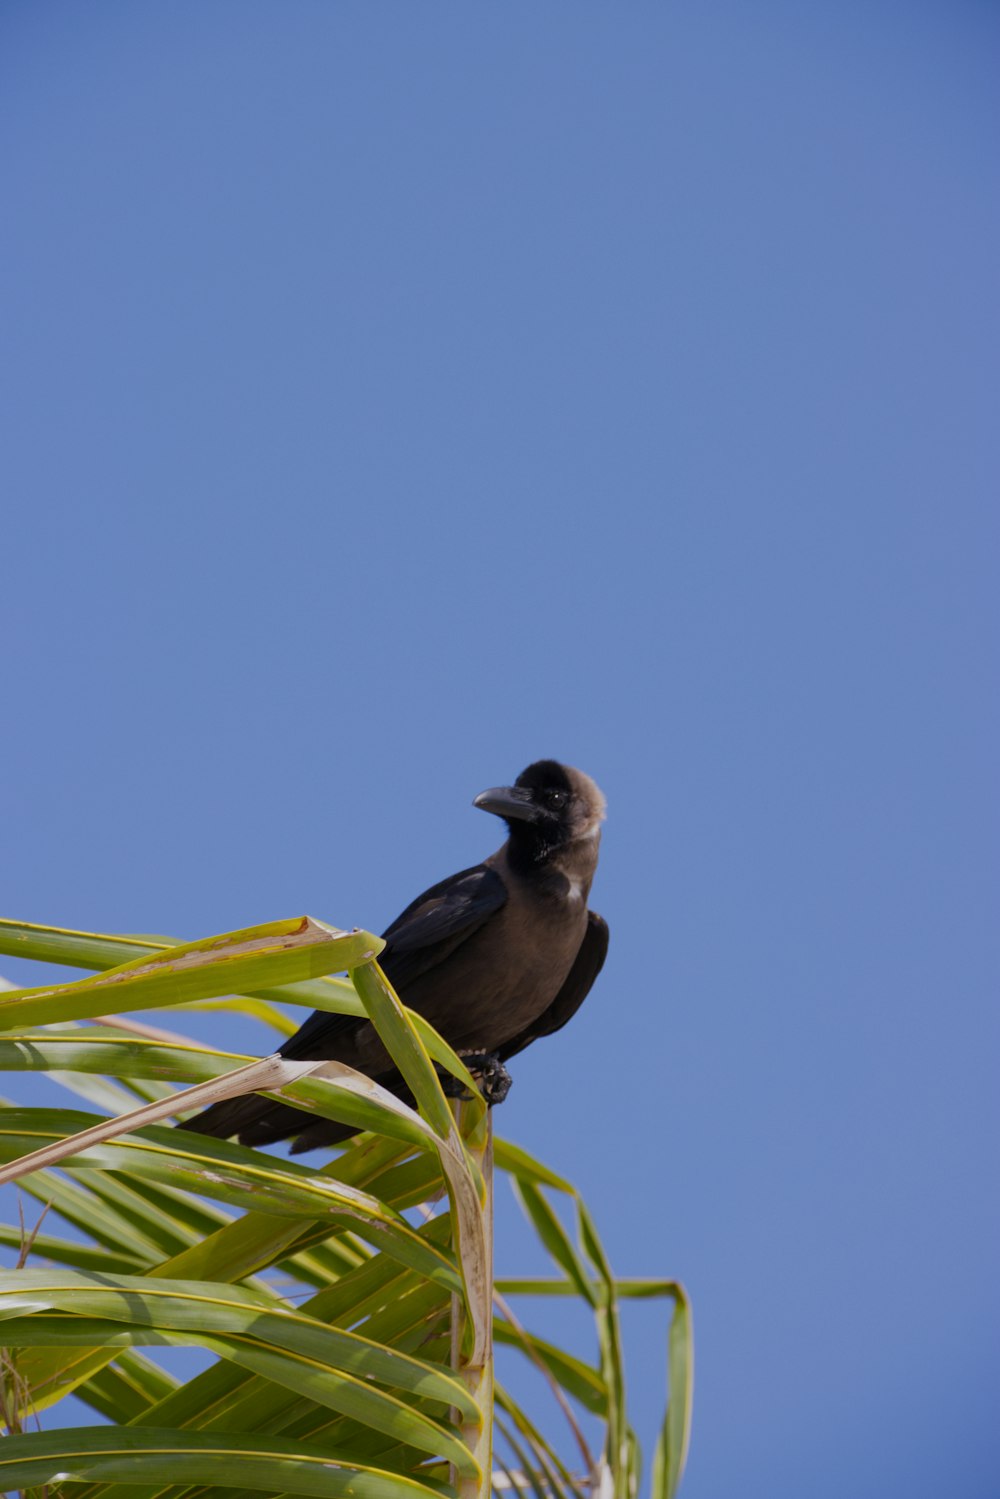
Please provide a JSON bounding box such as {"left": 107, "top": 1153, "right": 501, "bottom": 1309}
{"left": 409, "top": 884, "right": 589, "bottom": 1051}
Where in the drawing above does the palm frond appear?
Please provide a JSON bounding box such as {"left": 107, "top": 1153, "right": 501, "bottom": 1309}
{"left": 0, "top": 917, "right": 692, "bottom": 1499}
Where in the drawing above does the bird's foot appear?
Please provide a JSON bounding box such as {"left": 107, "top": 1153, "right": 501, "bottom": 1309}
{"left": 440, "top": 1053, "right": 512, "bottom": 1105}
{"left": 466, "top": 1052, "right": 513, "bottom": 1106}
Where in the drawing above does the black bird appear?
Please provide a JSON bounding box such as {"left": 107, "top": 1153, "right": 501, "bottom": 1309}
{"left": 183, "top": 760, "right": 608, "bottom": 1152}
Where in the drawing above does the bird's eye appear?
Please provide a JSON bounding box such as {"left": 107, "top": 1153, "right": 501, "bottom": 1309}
{"left": 545, "top": 789, "right": 568, "bottom": 810}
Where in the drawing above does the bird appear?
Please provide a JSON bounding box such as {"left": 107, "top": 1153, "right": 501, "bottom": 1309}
{"left": 182, "top": 760, "right": 608, "bottom": 1153}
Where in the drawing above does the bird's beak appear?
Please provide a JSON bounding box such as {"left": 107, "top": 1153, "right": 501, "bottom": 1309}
{"left": 473, "top": 785, "right": 543, "bottom": 823}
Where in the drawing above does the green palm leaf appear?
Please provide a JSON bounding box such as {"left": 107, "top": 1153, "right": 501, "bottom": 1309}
{"left": 0, "top": 1426, "right": 454, "bottom": 1498}
{"left": 0, "top": 918, "right": 382, "bottom": 1029}
{"left": 0, "top": 916, "right": 693, "bottom": 1499}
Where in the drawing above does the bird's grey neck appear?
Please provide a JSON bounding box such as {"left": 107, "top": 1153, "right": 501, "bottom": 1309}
{"left": 499, "top": 832, "right": 600, "bottom": 894}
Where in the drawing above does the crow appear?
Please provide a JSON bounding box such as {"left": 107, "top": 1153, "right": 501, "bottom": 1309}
{"left": 182, "top": 759, "right": 608, "bottom": 1152}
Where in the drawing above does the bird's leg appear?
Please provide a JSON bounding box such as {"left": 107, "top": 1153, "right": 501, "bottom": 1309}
{"left": 439, "top": 1070, "right": 472, "bottom": 1100}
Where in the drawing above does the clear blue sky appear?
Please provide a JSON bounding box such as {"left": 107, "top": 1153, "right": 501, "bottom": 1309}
{"left": 2, "top": 3, "right": 998, "bottom": 1496}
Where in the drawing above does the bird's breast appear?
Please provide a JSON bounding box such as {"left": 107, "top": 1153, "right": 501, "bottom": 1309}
{"left": 405, "top": 891, "right": 589, "bottom": 1054}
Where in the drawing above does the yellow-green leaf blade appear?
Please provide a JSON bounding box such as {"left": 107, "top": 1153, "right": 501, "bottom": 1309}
{"left": 651, "top": 1287, "right": 694, "bottom": 1499}
{"left": 0, "top": 917, "right": 383, "bottom": 1029}
{"left": 0, "top": 1426, "right": 456, "bottom": 1499}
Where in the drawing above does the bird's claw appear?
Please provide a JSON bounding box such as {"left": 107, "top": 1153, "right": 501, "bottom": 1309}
{"left": 469, "top": 1052, "right": 513, "bottom": 1105}
{"left": 440, "top": 1053, "right": 512, "bottom": 1106}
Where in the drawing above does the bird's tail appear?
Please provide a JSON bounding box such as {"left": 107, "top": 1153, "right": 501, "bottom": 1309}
{"left": 179, "top": 1093, "right": 358, "bottom": 1153}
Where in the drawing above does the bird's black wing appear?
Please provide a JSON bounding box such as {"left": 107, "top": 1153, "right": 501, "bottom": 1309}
{"left": 381, "top": 862, "right": 504, "bottom": 941}
{"left": 279, "top": 863, "right": 508, "bottom": 1059}
{"left": 379, "top": 862, "right": 508, "bottom": 988}
{"left": 497, "top": 909, "right": 609, "bottom": 1063}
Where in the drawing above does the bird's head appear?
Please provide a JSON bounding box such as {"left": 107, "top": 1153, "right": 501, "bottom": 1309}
{"left": 473, "top": 760, "right": 606, "bottom": 866}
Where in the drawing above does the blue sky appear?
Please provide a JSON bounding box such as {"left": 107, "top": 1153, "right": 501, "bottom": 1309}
{"left": 2, "top": 3, "right": 998, "bottom": 1496}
